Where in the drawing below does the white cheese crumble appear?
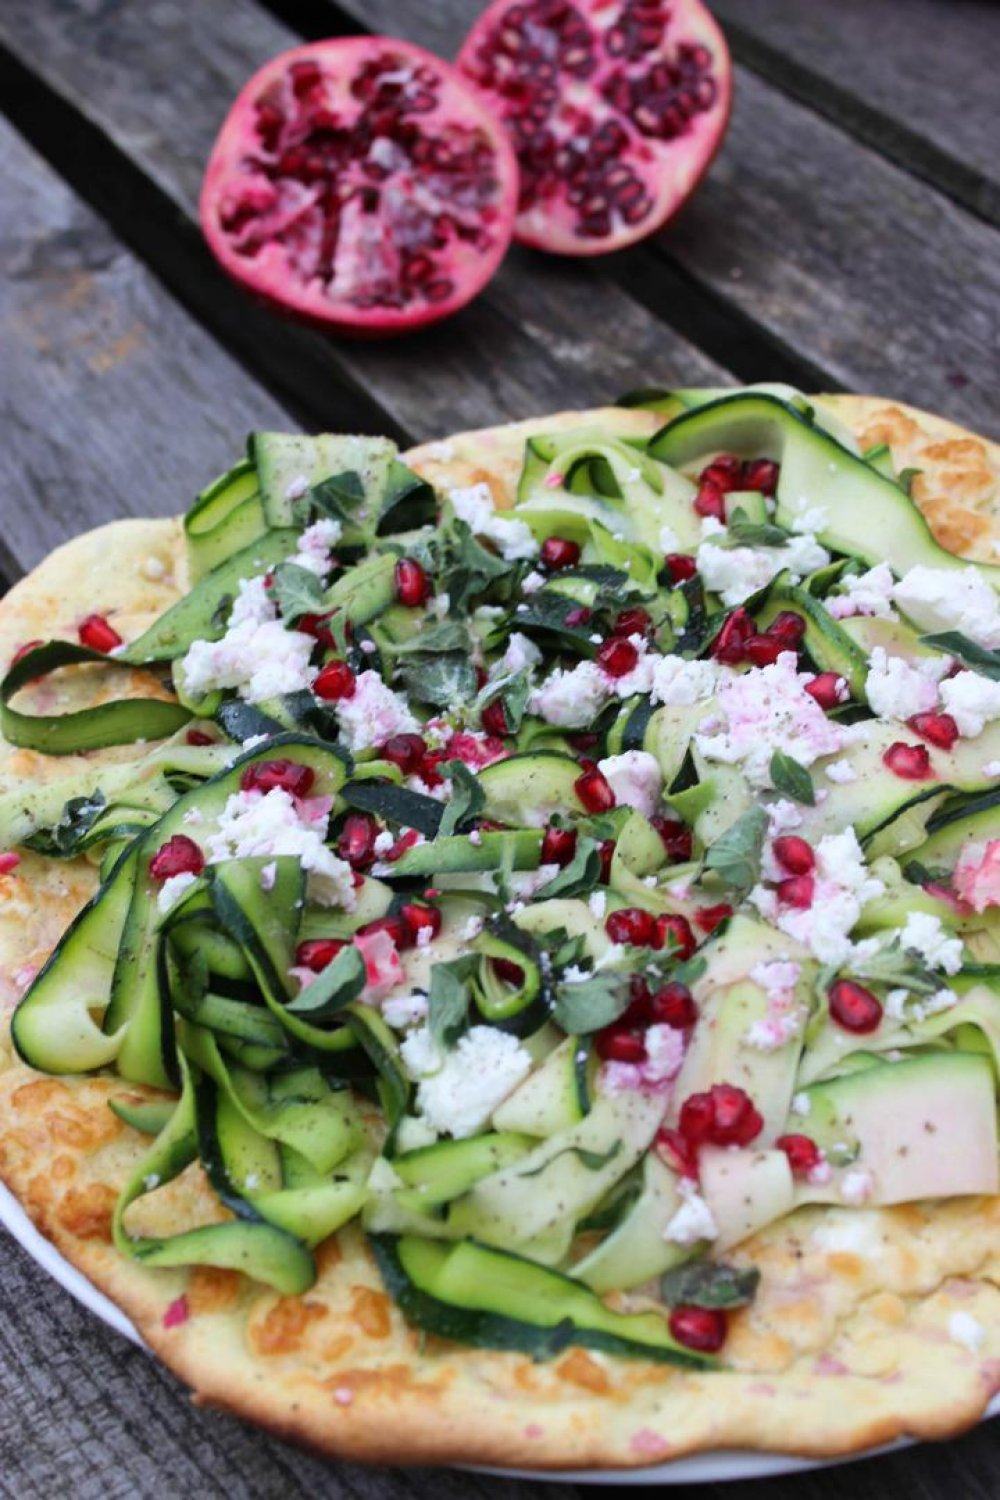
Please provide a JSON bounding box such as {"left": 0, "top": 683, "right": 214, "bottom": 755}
{"left": 864, "top": 647, "right": 939, "bottom": 721}
{"left": 939, "top": 670, "right": 1000, "bottom": 738}
{"left": 499, "top": 631, "right": 543, "bottom": 675}
{"left": 897, "top": 911, "right": 963, "bottom": 974}
{"left": 696, "top": 652, "right": 847, "bottom": 786}
{"left": 696, "top": 532, "right": 829, "bottom": 608}
{"left": 948, "top": 1311, "right": 986, "bottom": 1353}
{"left": 649, "top": 654, "right": 721, "bottom": 707}
{"left": 894, "top": 565, "right": 1000, "bottom": 649}
{"left": 824, "top": 757, "right": 857, "bottom": 784}
{"left": 506, "top": 864, "right": 561, "bottom": 900}
{"left": 752, "top": 826, "right": 885, "bottom": 965}
{"left": 588, "top": 890, "right": 607, "bottom": 919}
{"left": 291, "top": 518, "right": 342, "bottom": 575}
{"left": 597, "top": 751, "right": 663, "bottom": 818}
{"left": 826, "top": 562, "right": 895, "bottom": 620}
{"left": 400, "top": 1025, "right": 532, "bottom": 1138}
{"left": 529, "top": 660, "right": 609, "bottom": 728}
{"left": 790, "top": 1091, "right": 811, "bottom": 1117}
{"left": 745, "top": 959, "right": 803, "bottom": 1051}
{"left": 180, "top": 577, "right": 316, "bottom": 704}
{"left": 521, "top": 568, "right": 546, "bottom": 595}
{"left": 449, "top": 483, "right": 539, "bottom": 561}
{"left": 382, "top": 992, "right": 429, "bottom": 1030}
{"left": 334, "top": 670, "right": 419, "bottom": 752}
{"left": 663, "top": 1179, "right": 718, "bottom": 1246}
{"left": 156, "top": 871, "right": 197, "bottom": 915}
{"left": 204, "top": 788, "right": 355, "bottom": 909}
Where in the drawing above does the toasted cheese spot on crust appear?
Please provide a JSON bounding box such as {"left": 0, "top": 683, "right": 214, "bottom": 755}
{"left": 251, "top": 1296, "right": 328, "bottom": 1357}
{"left": 187, "top": 1266, "right": 242, "bottom": 1315}
{"left": 56, "top": 1182, "right": 117, "bottom": 1241}
{"left": 349, "top": 1286, "right": 393, "bottom": 1340}
{"left": 557, "top": 1349, "right": 613, "bottom": 1394}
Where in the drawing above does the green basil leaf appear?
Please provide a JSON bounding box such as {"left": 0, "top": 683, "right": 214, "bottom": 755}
{"left": 438, "top": 761, "right": 486, "bottom": 837}
{"left": 297, "top": 470, "right": 366, "bottom": 526}
{"left": 704, "top": 806, "right": 768, "bottom": 895}
{"left": 398, "top": 652, "right": 478, "bottom": 709}
{"left": 287, "top": 943, "right": 366, "bottom": 1018}
{"left": 769, "top": 749, "right": 816, "bottom": 805}
{"left": 476, "top": 667, "right": 534, "bottom": 733}
{"left": 270, "top": 561, "right": 324, "bottom": 622}
{"left": 920, "top": 631, "right": 1000, "bottom": 680}
{"left": 552, "top": 969, "right": 632, "bottom": 1034}
{"left": 394, "top": 620, "right": 472, "bottom": 656}
{"left": 723, "top": 508, "right": 792, "bottom": 548}
{"left": 535, "top": 837, "right": 603, "bottom": 899}
{"left": 439, "top": 520, "right": 510, "bottom": 613}
{"left": 50, "top": 789, "right": 107, "bottom": 853}
{"left": 660, "top": 1258, "right": 760, "bottom": 1310}
{"left": 427, "top": 960, "right": 473, "bottom": 1049}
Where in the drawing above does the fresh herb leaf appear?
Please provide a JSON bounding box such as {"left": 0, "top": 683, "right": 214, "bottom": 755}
{"left": 724, "top": 508, "right": 793, "bottom": 548}
{"left": 475, "top": 667, "right": 534, "bottom": 733}
{"left": 513, "top": 590, "right": 599, "bottom": 650}
{"left": 377, "top": 461, "right": 435, "bottom": 536}
{"left": 427, "top": 960, "right": 473, "bottom": 1049}
{"left": 270, "top": 561, "right": 324, "bottom": 622}
{"left": 287, "top": 943, "right": 366, "bottom": 1019}
{"left": 341, "top": 779, "right": 443, "bottom": 838}
{"left": 920, "top": 631, "right": 1000, "bottom": 681}
{"left": 438, "top": 519, "right": 510, "bottom": 614}
{"left": 660, "top": 1259, "right": 760, "bottom": 1310}
{"left": 704, "top": 806, "right": 768, "bottom": 896}
{"left": 769, "top": 750, "right": 816, "bottom": 805}
{"left": 297, "top": 470, "right": 366, "bottom": 527}
{"left": 534, "top": 837, "right": 603, "bottom": 899}
{"left": 437, "top": 761, "right": 485, "bottom": 837}
{"left": 49, "top": 789, "right": 107, "bottom": 854}
{"left": 394, "top": 620, "right": 472, "bottom": 656}
{"left": 847, "top": 939, "right": 941, "bottom": 996}
{"left": 552, "top": 969, "right": 632, "bottom": 1034}
{"left": 397, "top": 652, "right": 478, "bottom": 709}
{"left": 212, "top": 592, "right": 235, "bottom": 632}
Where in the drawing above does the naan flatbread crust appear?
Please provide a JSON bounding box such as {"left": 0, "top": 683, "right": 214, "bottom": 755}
{"left": 0, "top": 400, "right": 997, "bottom": 1469}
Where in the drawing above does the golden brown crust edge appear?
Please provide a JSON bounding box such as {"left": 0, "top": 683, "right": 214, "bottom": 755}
{"left": 0, "top": 399, "right": 997, "bottom": 1471}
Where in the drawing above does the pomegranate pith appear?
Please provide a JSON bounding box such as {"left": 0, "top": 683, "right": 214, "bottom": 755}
{"left": 456, "top": 0, "right": 731, "bottom": 256}
{"left": 201, "top": 38, "right": 519, "bottom": 336}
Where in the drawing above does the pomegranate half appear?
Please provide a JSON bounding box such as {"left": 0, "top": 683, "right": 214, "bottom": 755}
{"left": 456, "top": 0, "right": 732, "bottom": 256}
{"left": 200, "top": 38, "right": 519, "bottom": 336}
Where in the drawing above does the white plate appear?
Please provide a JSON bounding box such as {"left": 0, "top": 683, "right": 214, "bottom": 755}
{"left": 1, "top": 1179, "right": 994, "bottom": 1484}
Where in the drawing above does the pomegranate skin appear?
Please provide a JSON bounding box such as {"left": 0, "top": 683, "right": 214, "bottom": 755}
{"left": 456, "top": 0, "right": 732, "bottom": 257}
{"left": 200, "top": 38, "right": 519, "bottom": 338}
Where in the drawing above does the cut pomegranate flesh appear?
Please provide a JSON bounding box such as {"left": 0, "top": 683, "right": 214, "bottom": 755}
{"left": 456, "top": 0, "right": 732, "bottom": 255}
{"left": 201, "top": 38, "right": 519, "bottom": 336}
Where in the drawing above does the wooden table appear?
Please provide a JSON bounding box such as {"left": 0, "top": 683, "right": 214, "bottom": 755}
{"left": 1, "top": 1, "right": 997, "bottom": 1494}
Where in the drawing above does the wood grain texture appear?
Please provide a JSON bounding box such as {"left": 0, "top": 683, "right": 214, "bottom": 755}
{"left": 710, "top": 0, "right": 1000, "bottom": 223}
{"left": 0, "top": 0, "right": 727, "bottom": 445}
{"left": 0, "top": 119, "right": 291, "bottom": 575}
{"left": 336, "top": 0, "right": 1000, "bottom": 436}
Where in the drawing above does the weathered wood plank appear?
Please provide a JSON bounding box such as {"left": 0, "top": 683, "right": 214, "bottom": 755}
{"left": 0, "top": 0, "right": 728, "bottom": 449}
{"left": 710, "top": 0, "right": 1000, "bottom": 224}
{"left": 0, "top": 119, "right": 292, "bottom": 574}
{"left": 337, "top": 0, "right": 1000, "bottom": 436}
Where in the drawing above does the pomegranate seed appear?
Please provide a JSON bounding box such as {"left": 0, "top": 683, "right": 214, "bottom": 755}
{"left": 665, "top": 553, "right": 698, "bottom": 584}
{"left": 745, "top": 633, "right": 784, "bottom": 667}
{"left": 669, "top": 1305, "right": 727, "bottom": 1353}
{"left": 693, "top": 481, "right": 726, "bottom": 520}
{"left": 907, "top": 712, "right": 959, "bottom": 751}
{"left": 680, "top": 1084, "right": 763, "bottom": 1148}
{"left": 612, "top": 607, "right": 652, "bottom": 637}
{"left": 358, "top": 914, "right": 411, "bottom": 950}
{"left": 776, "top": 1133, "right": 822, "bottom": 1176}
{"left": 605, "top": 906, "right": 657, "bottom": 947}
{"left": 828, "top": 979, "right": 883, "bottom": 1033}
{"left": 149, "top": 835, "right": 204, "bottom": 882}
{"left": 185, "top": 729, "right": 214, "bottom": 746}
{"left": 385, "top": 828, "right": 421, "bottom": 862}
{"left": 541, "top": 825, "right": 577, "bottom": 866}
{"left": 694, "top": 902, "right": 732, "bottom": 934}
{"left": 78, "top": 614, "right": 122, "bottom": 653}
{"left": 394, "top": 558, "right": 431, "bottom": 607}
{"left": 678, "top": 1091, "right": 715, "bottom": 1143}
{"left": 241, "top": 759, "right": 315, "bottom": 798}
{"left": 772, "top": 836, "right": 815, "bottom": 875}
{"left": 480, "top": 699, "right": 509, "bottom": 736}
{"left": 776, "top": 874, "right": 814, "bottom": 908}
{"left": 295, "top": 938, "right": 346, "bottom": 972}
{"left": 595, "top": 1025, "right": 647, "bottom": 1063}
{"left": 565, "top": 605, "right": 592, "bottom": 628}
{"left": 418, "top": 750, "right": 446, "bottom": 789}
{"left": 381, "top": 733, "right": 427, "bottom": 775}
{"left": 766, "top": 610, "right": 806, "bottom": 650}
{"left": 699, "top": 455, "right": 743, "bottom": 490}
{"left": 337, "top": 813, "right": 379, "bottom": 869}
{"left": 883, "top": 741, "right": 933, "bottom": 780}
{"left": 10, "top": 639, "right": 43, "bottom": 668}
{"left": 648, "top": 981, "right": 697, "bottom": 1029}
{"left": 575, "top": 766, "right": 616, "bottom": 813}
{"left": 650, "top": 816, "right": 693, "bottom": 862}
{"left": 298, "top": 612, "right": 335, "bottom": 649}
{"left": 314, "top": 659, "right": 356, "bottom": 701}
{"left": 540, "top": 536, "right": 580, "bottom": 570}
{"left": 804, "top": 673, "right": 847, "bottom": 710}
{"left": 655, "top": 1125, "right": 699, "bottom": 1179}
{"left": 598, "top": 838, "right": 616, "bottom": 883}
{"left": 597, "top": 637, "right": 639, "bottom": 678}
{"left": 568, "top": 731, "right": 600, "bottom": 753}
{"left": 492, "top": 956, "right": 525, "bottom": 986}
{"left": 401, "top": 902, "right": 442, "bottom": 943}
{"left": 742, "top": 458, "right": 779, "bottom": 495}
{"left": 712, "top": 608, "right": 754, "bottom": 664}
{"left": 0, "top": 851, "right": 19, "bottom": 876}
{"left": 655, "top": 913, "right": 697, "bottom": 960}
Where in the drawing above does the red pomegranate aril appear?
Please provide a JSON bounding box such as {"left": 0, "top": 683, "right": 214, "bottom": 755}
{"left": 597, "top": 637, "right": 638, "bottom": 678}
{"left": 669, "top": 1305, "right": 727, "bottom": 1354}
{"left": 314, "top": 658, "right": 357, "bottom": 701}
{"left": 804, "top": 672, "right": 847, "bottom": 710}
{"left": 394, "top": 558, "right": 431, "bottom": 608}
{"left": 712, "top": 607, "right": 753, "bottom": 664}
{"left": 613, "top": 607, "right": 653, "bottom": 638}
{"left": 699, "top": 455, "right": 743, "bottom": 492}
{"left": 385, "top": 828, "right": 421, "bottom": 862}
{"left": 541, "top": 825, "right": 577, "bottom": 867}
{"left": 149, "top": 835, "right": 204, "bottom": 883}
{"left": 776, "top": 1133, "right": 822, "bottom": 1177}
{"left": 766, "top": 610, "right": 806, "bottom": 650}
{"left": 664, "top": 553, "right": 698, "bottom": 584}
{"left": 776, "top": 874, "right": 814, "bottom": 909}
{"left": 650, "top": 816, "right": 693, "bottom": 862}
{"left": 381, "top": 732, "right": 427, "bottom": 775}
{"left": 480, "top": 699, "right": 510, "bottom": 736}
{"left": 337, "top": 813, "right": 379, "bottom": 869}
{"left": 678, "top": 1090, "right": 716, "bottom": 1143}
{"left": 358, "top": 914, "right": 411, "bottom": 951}
{"left": 655, "top": 913, "right": 697, "bottom": 960}
{"left": 828, "top": 979, "right": 883, "bottom": 1034}
{"left": 907, "top": 711, "right": 959, "bottom": 751}
{"left": 745, "top": 633, "right": 784, "bottom": 668}
{"left": 680, "top": 1083, "right": 762, "bottom": 1148}
{"left": 492, "top": 956, "right": 525, "bottom": 986}
{"left": 540, "top": 536, "right": 581, "bottom": 570}
{"left": 241, "top": 759, "right": 315, "bottom": 797}
{"left": 598, "top": 838, "right": 616, "bottom": 883}
{"left": 595, "top": 1024, "right": 647, "bottom": 1064}
{"left": 655, "top": 1125, "right": 699, "bottom": 1179}
{"left": 693, "top": 480, "right": 726, "bottom": 521}
{"left": 575, "top": 766, "right": 616, "bottom": 813}
{"left": 648, "top": 981, "right": 697, "bottom": 1029}
{"left": 185, "top": 729, "right": 214, "bottom": 746}
{"left": 694, "top": 902, "right": 732, "bottom": 935}
{"left": 0, "top": 852, "right": 20, "bottom": 876}
{"left": 605, "top": 906, "right": 658, "bottom": 947}
{"left": 78, "top": 614, "right": 122, "bottom": 653}
{"left": 883, "top": 741, "right": 933, "bottom": 780}
{"left": 400, "top": 902, "right": 442, "bottom": 943}
{"left": 565, "top": 605, "right": 593, "bottom": 628}
{"left": 298, "top": 612, "right": 336, "bottom": 648}
{"left": 295, "top": 937, "right": 346, "bottom": 972}
{"left": 742, "top": 458, "right": 779, "bottom": 495}
{"left": 772, "top": 836, "right": 815, "bottom": 876}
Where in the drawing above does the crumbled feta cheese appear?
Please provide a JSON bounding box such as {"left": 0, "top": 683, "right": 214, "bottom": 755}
{"left": 292, "top": 518, "right": 342, "bottom": 576}
{"left": 335, "top": 670, "right": 419, "bottom": 752}
{"left": 948, "top": 1311, "right": 986, "bottom": 1352}
{"left": 884, "top": 987, "right": 910, "bottom": 1020}
{"left": 840, "top": 1167, "right": 875, "bottom": 1206}
{"left": 954, "top": 838, "right": 1000, "bottom": 913}
{"left": 791, "top": 505, "right": 828, "bottom": 534}
{"left": 401, "top": 1025, "right": 532, "bottom": 1138}
{"left": 811, "top": 1212, "right": 881, "bottom": 1255}
{"left": 790, "top": 1091, "right": 811, "bottom": 1117}
{"left": 898, "top": 911, "right": 963, "bottom": 974}
{"left": 939, "top": 670, "right": 1000, "bottom": 738}
{"left": 259, "top": 860, "right": 277, "bottom": 892}
{"left": 824, "top": 758, "right": 857, "bottom": 784}
{"left": 373, "top": 830, "right": 395, "bottom": 857}
{"left": 827, "top": 563, "right": 896, "bottom": 620}
{"left": 588, "top": 891, "right": 607, "bottom": 918}
{"left": 642, "top": 1024, "right": 686, "bottom": 1081}
{"left": 156, "top": 871, "right": 198, "bottom": 915}
{"left": 205, "top": 788, "right": 355, "bottom": 908}
{"left": 696, "top": 652, "right": 847, "bottom": 786}
{"left": 382, "top": 992, "right": 429, "bottom": 1030}
{"left": 696, "top": 542, "right": 782, "bottom": 607}
{"left": 649, "top": 654, "right": 721, "bottom": 708}
{"left": 982, "top": 760, "right": 1000, "bottom": 778}
{"left": 529, "top": 660, "right": 609, "bottom": 728}
{"left": 284, "top": 473, "right": 310, "bottom": 501}
{"left": 782, "top": 532, "right": 832, "bottom": 576}
{"left": 597, "top": 750, "right": 663, "bottom": 817}
{"left": 460, "top": 915, "right": 485, "bottom": 941}
{"left": 180, "top": 576, "right": 317, "bottom": 705}
{"left": 521, "top": 569, "right": 546, "bottom": 595}
{"left": 745, "top": 960, "right": 803, "bottom": 1051}
{"left": 500, "top": 631, "right": 543, "bottom": 675}
{"left": 752, "top": 827, "right": 884, "bottom": 965}
{"left": 142, "top": 554, "right": 167, "bottom": 581}
{"left": 507, "top": 864, "right": 561, "bottom": 899}
{"left": 894, "top": 565, "right": 1000, "bottom": 649}
{"left": 449, "top": 483, "right": 539, "bottom": 561}
{"left": 663, "top": 1179, "right": 718, "bottom": 1245}
{"left": 865, "top": 647, "right": 939, "bottom": 721}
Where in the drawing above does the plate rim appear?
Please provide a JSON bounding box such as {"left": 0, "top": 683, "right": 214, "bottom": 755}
{"left": 0, "top": 1180, "right": 994, "bottom": 1484}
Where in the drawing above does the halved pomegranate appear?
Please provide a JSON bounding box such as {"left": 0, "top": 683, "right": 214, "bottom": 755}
{"left": 456, "top": 0, "right": 732, "bottom": 256}
{"left": 201, "top": 39, "right": 519, "bottom": 336}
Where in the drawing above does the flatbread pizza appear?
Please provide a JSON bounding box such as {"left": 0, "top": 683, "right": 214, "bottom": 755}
{"left": 0, "top": 386, "right": 997, "bottom": 1470}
